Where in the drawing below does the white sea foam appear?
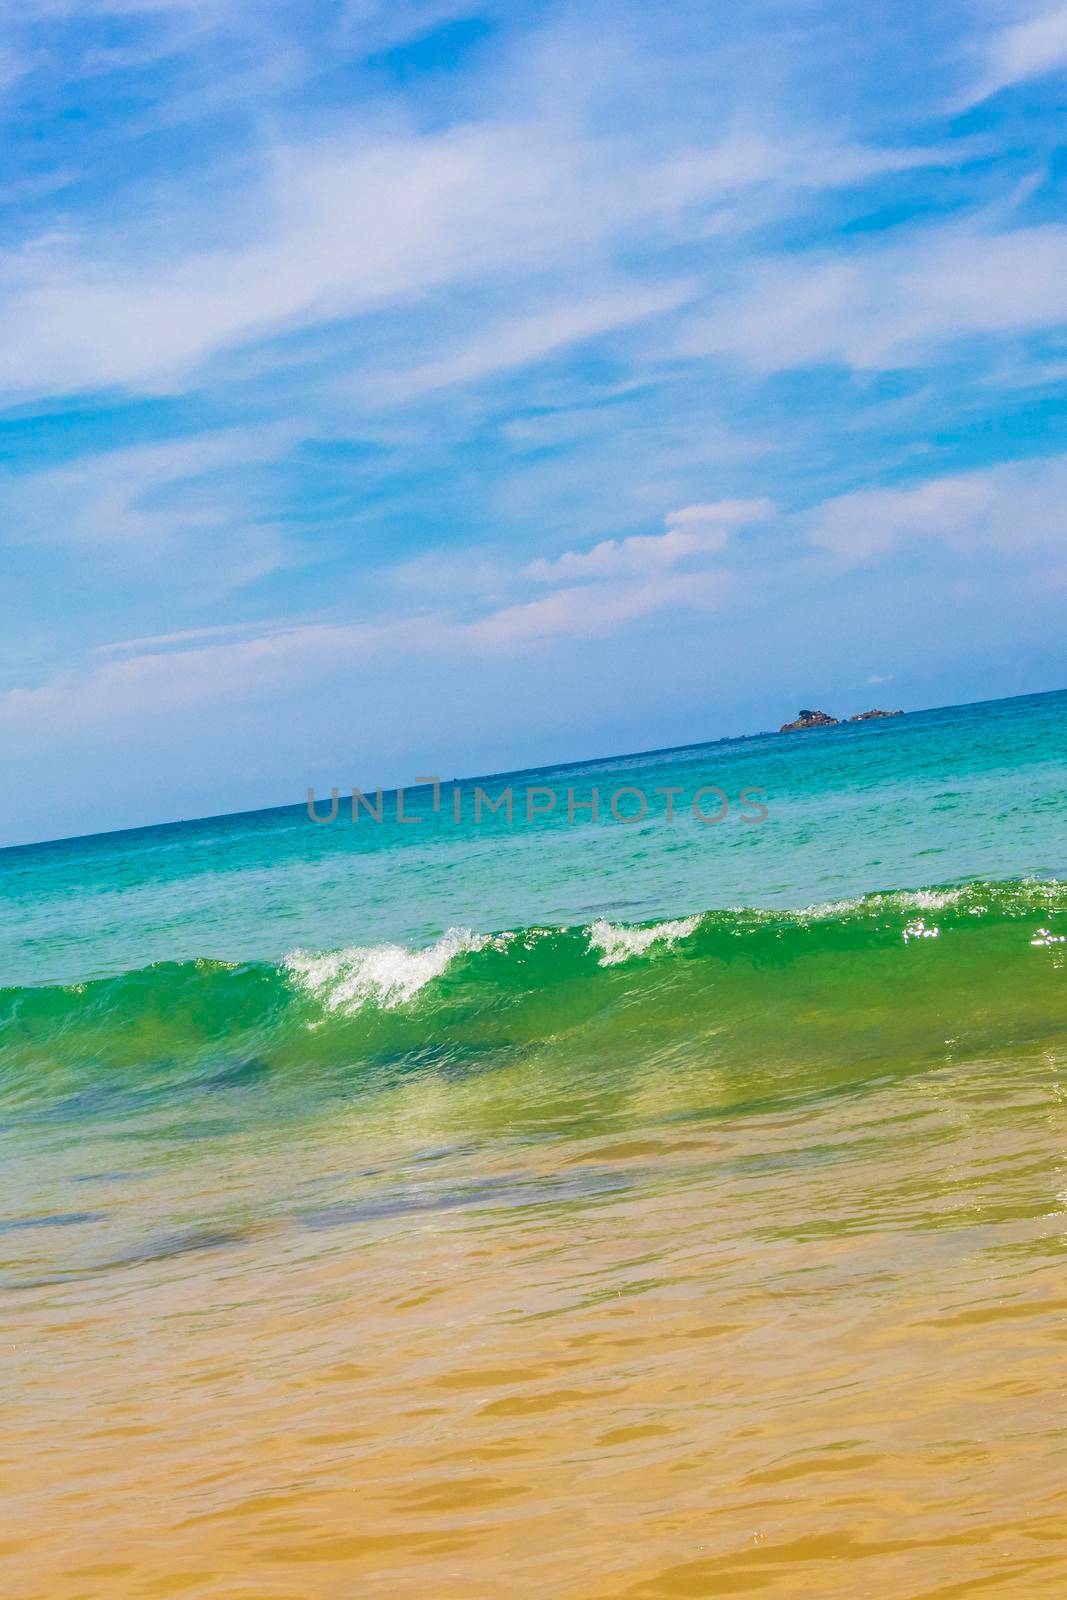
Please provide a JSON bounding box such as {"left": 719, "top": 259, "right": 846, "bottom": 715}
{"left": 797, "top": 886, "right": 966, "bottom": 922}
{"left": 588, "top": 914, "right": 701, "bottom": 966}
{"left": 904, "top": 888, "right": 965, "bottom": 911}
{"left": 284, "top": 927, "right": 493, "bottom": 1013}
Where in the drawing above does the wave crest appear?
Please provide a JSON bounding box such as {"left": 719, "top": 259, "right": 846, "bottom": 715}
{"left": 284, "top": 928, "right": 492, "bottom": 1013}
{"left": 588, "top": 914, "right": 702, "bottom": 966}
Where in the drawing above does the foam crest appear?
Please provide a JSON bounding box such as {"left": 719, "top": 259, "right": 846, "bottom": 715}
{"left": 588, "top": 914, "right": 701, "bottom": 966}
{"left": 796, "top": 886, "right": 967, "bottom": 922}
{"left": 284, "top": 928, "right": 489, "bottom": 1013}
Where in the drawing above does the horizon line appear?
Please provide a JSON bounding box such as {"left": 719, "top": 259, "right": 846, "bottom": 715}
{"left": 2, "top": 683, "right": 1062, "bottom": 857}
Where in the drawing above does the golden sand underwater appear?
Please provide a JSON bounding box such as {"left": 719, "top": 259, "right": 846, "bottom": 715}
{"left": 6, "top": 1032, "right": 1067, "bottom": 1599}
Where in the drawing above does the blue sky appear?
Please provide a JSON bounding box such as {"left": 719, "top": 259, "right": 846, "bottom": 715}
{"left": 3, "top": 0, "right": 1067, "bottom": 845}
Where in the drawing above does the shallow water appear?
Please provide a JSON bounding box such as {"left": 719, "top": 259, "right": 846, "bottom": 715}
{"left": 3, "top": 692, "right": 1067, "bottom": 1597}
{"left": 7, "top": 1026, "right": 1067, "bottom": 1598}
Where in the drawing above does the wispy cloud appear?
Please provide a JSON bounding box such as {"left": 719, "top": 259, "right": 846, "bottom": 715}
{"left": 91, "top": 615, "right": 315, "bottom": 655}
{"left": 3, "top": 426, "right": 293, "bottom": 544}
{"left": 0, "top": 104, "right": 977, "bottom": 400}
{"left": 0, "top": 496, "right": 746, "bottom": 725}
{"left": 1, "top": 424, "right": 302, "bottom": 594}
{"left": 4, "top": 443, "right": 1067, "bottom": 744}
{"left": 381, "top": 281, "right": 698, "bottom": 399}
{"left": 0, "top": 617, "right": 395, "bottom": 732}
{"left": 961, "top": 4, "right": 1067, "bottom": 106}
{"left": 807, "top": 452, "right": 1067, "bottom": 563}
{"left": 462, "top": 569, "right": 731, "bottom": 646}
{"left": 687, "top": 220, "right": 1067, "bottom": 372}
{"left": 526, "top": 498, "right": 770, "bottom": 581}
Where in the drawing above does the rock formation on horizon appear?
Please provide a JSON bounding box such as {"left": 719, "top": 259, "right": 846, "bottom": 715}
{"left": 849, "top": 708, "right": 903, "bottom": 721}
{"left": 779, "top": 708, "right": 839, "bottom": 732}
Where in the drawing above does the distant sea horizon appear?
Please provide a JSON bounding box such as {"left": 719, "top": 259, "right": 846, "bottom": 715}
{"left": 4, "top": 681, "right": 1057, "bottom": 857}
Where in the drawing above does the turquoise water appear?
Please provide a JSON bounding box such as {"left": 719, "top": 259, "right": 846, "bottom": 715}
{"left": 3, "top": 689, "right": 1066, "bottom": 990}
{"left": 6, "top": 691, "right": 1067, "bottom": 1600}
{"left": 3, "top": 686, "right": 1066, "bottom": 1152}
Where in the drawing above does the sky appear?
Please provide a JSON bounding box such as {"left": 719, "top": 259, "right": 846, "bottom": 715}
{"left": 2, "top": 0, "right": 1067, "bottom": 845}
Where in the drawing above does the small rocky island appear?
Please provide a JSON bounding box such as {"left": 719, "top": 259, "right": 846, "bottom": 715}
{"left": 780, "top": 709, "right": 838, "bottom": 731}
{"left": 780, "top": 707, "right": 903, "bottom": 732}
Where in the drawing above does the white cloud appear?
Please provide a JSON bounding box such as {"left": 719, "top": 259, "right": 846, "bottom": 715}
{"left": 3, "top": 425, "right": 294, "bottom": 545}
{"left": 0, "top": 572, "right": 723, "bottom": 728}
{"left": 385, "top": 546, "right": 511, "bottom": 600}
{"left": 0, "top": 425, "right": 308, "bottom": 611}
{"left": 382, "top": 281, "right": 697, "bottom": 399}
{"left": 0, "top": 109, "right": 973, "bottom": 399}
{"left": 7, "top": 447, "right": 1067, "bottom": 734}
{"left": 0, "top": 617, "right": 395, "bottom": 732}
{"left": 464, "top": 570, "right": 730, "bottom": 646}
{"left": 0, "top": 505, "right": 745, "bottom": 726}
{"left": 0, "top": 425, "right": 301, "bottom": 594}
{"left": 808, "top": 451, "right": 1067, "bottom": 563}
{"left": 688, "top": 221, "right": 1067, "bottom": 372}
{"left": 964, "top": 5, "right": 1067, "bottom": 106}
{"left": 526, "top": 498, "right": 771, "bottom": 581}
{"left": 0, "top": 122, "right": 562, "bottom": 393}
{"left": 91, "top": 616, "right": 313, "bottom": 655}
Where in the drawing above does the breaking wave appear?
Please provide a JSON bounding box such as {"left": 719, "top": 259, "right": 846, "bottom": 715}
{"left": 2, "top": 878, "right": 1065, "bottom": 1120}
{"left": 284, "top": 928, "right": 502, "bottom": 1013}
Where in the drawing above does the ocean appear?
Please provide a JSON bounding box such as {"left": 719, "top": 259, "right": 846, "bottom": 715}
{"left": 4, "top": 689, "right": 1067, "bottom": 1598}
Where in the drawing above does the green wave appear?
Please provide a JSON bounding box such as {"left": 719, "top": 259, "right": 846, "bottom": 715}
{"left": 3, "top": 878, "right": 1066, "bottom": 1124}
